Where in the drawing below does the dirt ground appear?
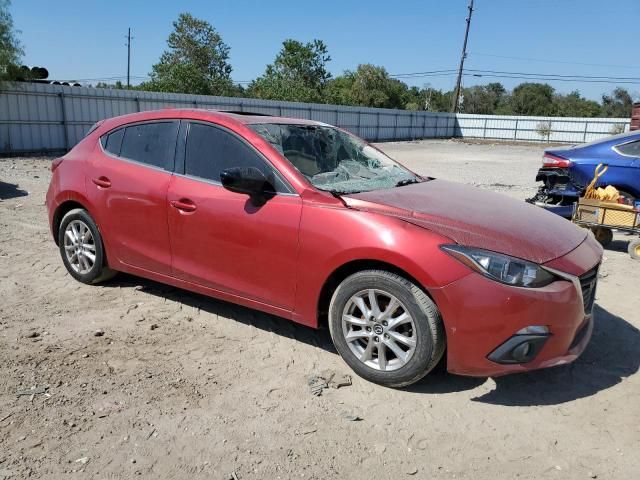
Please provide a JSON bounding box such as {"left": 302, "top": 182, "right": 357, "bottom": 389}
{"left": 1, "top": 140, "right": 638, "bottom": 480}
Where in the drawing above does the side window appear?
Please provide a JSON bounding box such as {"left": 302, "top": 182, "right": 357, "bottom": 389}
{"left": 119, "top": 121, "right": 179, "bottom": 170}
{"left": 102, "top": 128, "right": 124, "bottom": 156}
{"left": 616, "top": 140, "right": 640, "bottom": 157}
{"left": 185, "top": 123, "right": 289, "bottom": 193}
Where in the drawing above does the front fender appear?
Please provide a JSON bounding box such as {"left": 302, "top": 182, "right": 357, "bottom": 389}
{"left": 293, "top": 204, "right": 471, "bottom": 327}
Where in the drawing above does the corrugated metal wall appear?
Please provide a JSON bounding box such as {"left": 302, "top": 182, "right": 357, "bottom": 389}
{"left": 0, "top": 82, "right": 630, "bottom": 155}
{"left": 455, "top": 113, "right": 630, "bottom": 143}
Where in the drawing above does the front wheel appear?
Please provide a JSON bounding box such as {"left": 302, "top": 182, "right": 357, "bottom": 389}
{"left": 328, "top": 270, "right": 445, "bottom": 388}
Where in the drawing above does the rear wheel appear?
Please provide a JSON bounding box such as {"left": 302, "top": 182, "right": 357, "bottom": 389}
{"left": 328, "top": 270, "right": 445, "bottom": 388}
{"left": 629, "top": 239, "right": 640, "bottom": 260}
{"left": 58, "top": 208, "right": 116, "bottom": 284}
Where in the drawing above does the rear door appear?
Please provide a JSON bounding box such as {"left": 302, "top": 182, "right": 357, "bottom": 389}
{"left": 167, "top": 121, "right": 302, "bottom": 310}
{"left": 86, "top": 120, "right": 179, "bottom": 274}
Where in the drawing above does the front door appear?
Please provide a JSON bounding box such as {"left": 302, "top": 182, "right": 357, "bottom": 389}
{"left": 167, "top": 122, "right": 302, "bottom": 310}
{"left": 86, "top": 120, "right": 179, "bottom": 275}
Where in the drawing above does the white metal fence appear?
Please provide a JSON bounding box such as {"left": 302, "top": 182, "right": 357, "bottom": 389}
{"left": 0, "top": 82, "right": 631, "bottom": 155}
{"left": 455, "top": 113, "right": 629, "bottom": 143}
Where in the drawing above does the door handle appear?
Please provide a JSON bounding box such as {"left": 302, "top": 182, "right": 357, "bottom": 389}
{"left": 170, "top": 199, "right": 197, "bottom": 213}
{"left": 92, "top": 176, "right": 111, "bottom": 188}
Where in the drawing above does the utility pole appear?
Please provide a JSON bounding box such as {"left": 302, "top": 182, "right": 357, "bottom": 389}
{"left": 125, "top": 28, "right": 132, "bottom": 89}
{"left": 451, "top": 0, "right": 474, "bottom": 113}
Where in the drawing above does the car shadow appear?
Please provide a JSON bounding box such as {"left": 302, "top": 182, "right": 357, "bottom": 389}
{"left": 102, "top": 273, "right": 338, "bottom": 354}
{"left": 0, "top": 181, "right": 28, "bottom": 200}
{"left": 101, "top": 275, "right": 639, "bottom": 405}
{"left": 605, "top": 239, "right": 630, "bottom": 254}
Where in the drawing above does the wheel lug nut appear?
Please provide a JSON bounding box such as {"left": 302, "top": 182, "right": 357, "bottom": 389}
{"left": 366, "top": 327, "right": 371, "bottom": 332}
{"left": 382, "top": 321, "right": 388, "bottom": 326}
{"left": 384, "top": 333, "right": 389, "bottom": 339}
{"left": 374, "top": 336, "right": 379, "bottom": 342}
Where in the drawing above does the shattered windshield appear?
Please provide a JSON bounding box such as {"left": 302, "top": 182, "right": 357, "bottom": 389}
{"left": 248, "top": 123, "right": 419, "bottom": 194}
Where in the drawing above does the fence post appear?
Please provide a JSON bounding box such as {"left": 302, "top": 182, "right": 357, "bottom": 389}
{"left": 59, "top": 92, "right": 69, "bottom": 151}
{"left": 393, "top": 113, "right": 398, "bottom": 140}
{"left": 135, "top": 96, "right": 141, "bottom": 112}
{"left": 514, "top": 119, "right": 519, "bottom": 141}
{"left": 483, "top": 118, "right": 488, "bottom": 139}
{"left": 6, "top": 120, "right": 12, "bottom": 154}
{"left": 358, "top": 111, "right": 362, "bottom": 137}
{"left": 376, "top": 112, "right": 381, "bottom": 141}
{"left": 411, "top": 113, "right": 415, "bottom": 140}
{"left": 583, "top": 121, "right": 589, "bottom": 142}
{"left": 335, "top": 109, "right": 339, "bottom": 128}
{"left": 435, "top": 115, "right": 439, "bottom": 138}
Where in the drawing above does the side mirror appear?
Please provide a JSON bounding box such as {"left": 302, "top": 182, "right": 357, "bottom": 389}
{"left": 220, "top": 166, "right": 270, "bottom": 197}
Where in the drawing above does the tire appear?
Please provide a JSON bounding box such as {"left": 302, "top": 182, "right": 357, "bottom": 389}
{"left": 328, "top": 270, "right": 445, "bottom": 388}
{"left": 629, "top": 239, "right": 640, "bottom": 260}
{"left": 592, "top": 227, "right": 613, "bottom": 247}
{"left": 58, "top": 208, "right": 116, "bottom": 284}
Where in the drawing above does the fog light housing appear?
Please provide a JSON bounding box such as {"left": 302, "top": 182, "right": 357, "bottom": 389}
{"left": 487, "top": 331, "right": 550, "bottom": 365}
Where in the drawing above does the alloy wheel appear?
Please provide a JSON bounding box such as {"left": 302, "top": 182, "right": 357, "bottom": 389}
{"left": 341, "top": 289, "right": 417, "bottom": 371}
{"left": 63, "top": 220, "right": 96, "bottom": 275}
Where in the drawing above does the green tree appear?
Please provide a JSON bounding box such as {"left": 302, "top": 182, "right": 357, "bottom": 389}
{"left": 554, "top": 90, "right": 601, "bottom": 117}
{"left": 508, "top": 83, "right": 556, "bottom": 116}
{"left": 422, "top": 87, "right": 453, "bottom": 112}
{"left": 601, "top": 87, "right": 634, "bottom": 118}
{"left": 140, "top": 13, "right": 236, "bottom": 96}
{"left": 461, "top": 82, "right": 506, "bottom": 114}
{"left": 95, "top": 80, "right": 125, "bottom": 90}
{"left": 247, "top": 39, "right": 331, "bottom": 102}
{"left": 326, "top": 64, "right": 407, "bottom": 109}
{"left": 0, "top": 0, "right": 23, "bottom": 81}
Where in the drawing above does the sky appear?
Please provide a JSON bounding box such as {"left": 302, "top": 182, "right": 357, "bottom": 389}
{"left": 10, "top": 0, "right": 640, "bottom": 101}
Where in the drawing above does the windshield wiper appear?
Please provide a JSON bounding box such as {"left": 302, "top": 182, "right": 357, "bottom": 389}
{"left": 396, "top": 177, "right": 421, "bottom": 187}
{"left": 325, "top": 189, "right": 350, "bottom": 197}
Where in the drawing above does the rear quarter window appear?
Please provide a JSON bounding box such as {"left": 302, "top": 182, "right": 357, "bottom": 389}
{"left": 615, "top": 140, "right": 640, "bottom": 157}
{"left": 119, "top": 121, "right": 179, "bottom": 170}
{"left": 101, "top": 128, "right": 125, "bottom": 156}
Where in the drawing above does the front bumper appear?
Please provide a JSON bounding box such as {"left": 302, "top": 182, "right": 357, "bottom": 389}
{"left": 430, "top": 237, "right": 601, "bottom": 377}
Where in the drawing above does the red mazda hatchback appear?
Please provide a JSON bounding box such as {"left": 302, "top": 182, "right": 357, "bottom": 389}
{"left": 46, "top": 109, "right": 602, "bottom": 387}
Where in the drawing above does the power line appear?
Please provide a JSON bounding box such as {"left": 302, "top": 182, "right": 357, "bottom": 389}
{"left": 469, "top": 52, "right": 640, "bottom": 70}
{"left": 463, "top": 73, "right": 640, "bottom": 85}
{"left": 390, "top": 68, "right": 640, "bottom": 82}
{"left": 466, "top": 69, "right": 640, "bottom": 81}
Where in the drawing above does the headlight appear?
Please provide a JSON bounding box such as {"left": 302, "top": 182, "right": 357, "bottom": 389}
{"left": 441, "top": 245, "right": 558, "bottom": 288}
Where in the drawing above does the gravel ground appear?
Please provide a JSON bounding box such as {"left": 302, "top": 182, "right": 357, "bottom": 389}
{"left": 0, "top": 139, "right": 638, "bottom": 479}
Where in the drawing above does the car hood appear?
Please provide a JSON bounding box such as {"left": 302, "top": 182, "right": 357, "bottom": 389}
{"left": 344, "top": 179, "right": 587, "bottom": 264}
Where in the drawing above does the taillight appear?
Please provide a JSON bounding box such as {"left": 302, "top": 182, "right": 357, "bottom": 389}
{"left": 51, "top": 158, "right": 63, "bottom": 172}
{"left": 542, "top": 153, "right": 572, "bottom": 168}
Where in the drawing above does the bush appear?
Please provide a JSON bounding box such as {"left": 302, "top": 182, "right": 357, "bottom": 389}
{"left": 609, "top": 124, "right": 626, "bottom": 135}
{"left": 536, "top": 121, "right": 553, "bottom": 142}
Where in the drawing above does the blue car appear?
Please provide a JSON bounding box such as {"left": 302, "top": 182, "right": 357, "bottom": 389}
{"left": 528, "top": 130, "right": 640, "bottom": 220}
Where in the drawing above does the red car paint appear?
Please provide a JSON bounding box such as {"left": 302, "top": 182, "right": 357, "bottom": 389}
{"left": 46, "top": 109, "right": 603, "bottom": 377}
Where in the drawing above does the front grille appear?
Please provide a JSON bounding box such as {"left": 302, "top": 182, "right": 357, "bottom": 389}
{"left": 579, "top": 266, "right": 598, "bottom": 314}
